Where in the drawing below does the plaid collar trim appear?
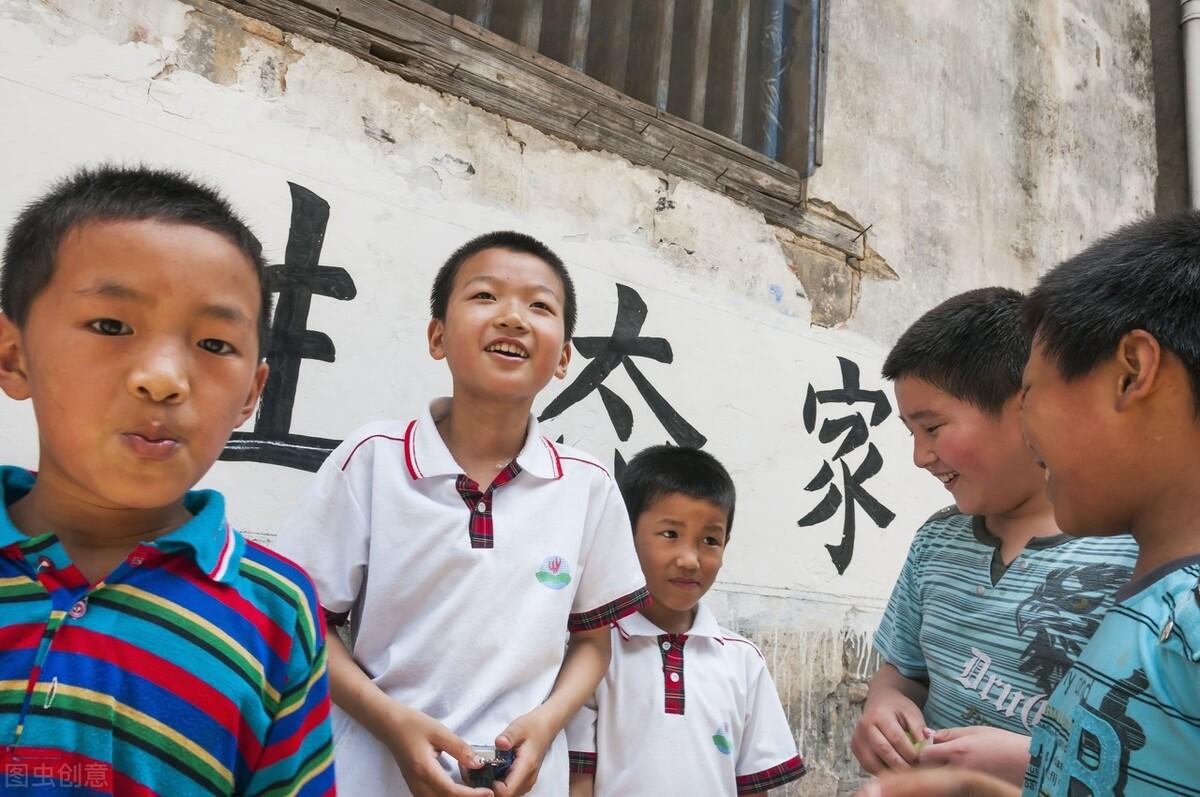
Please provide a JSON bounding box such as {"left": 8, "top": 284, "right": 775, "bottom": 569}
{"left": 0, "top": 465, "right": 243, "bottom": 584}
{"left": 405, "top": 398, "right": 562, "bottom": 481}
{"left": 615, "top": 601, "right": 724, "bottom": 640}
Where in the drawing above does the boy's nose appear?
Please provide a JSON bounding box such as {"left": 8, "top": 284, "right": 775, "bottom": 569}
{"left": 495, "top": 304, "right": 529, "bottom": 331}
{"left": 675, "top": 549, "right": 700, "bottom": 571}
{"left": 128, "top": 349, "right": 190, "bottom": 403}
{"left": 912, "top": 441, "right": 937, "bottom": 469}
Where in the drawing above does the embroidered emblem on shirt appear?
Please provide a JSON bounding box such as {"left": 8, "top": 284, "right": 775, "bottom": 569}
{"left": 712, "top": 722, "right": 732, "bottom": 755}
{"left": 535, "top": 556, "right": 572, "bottom": 590}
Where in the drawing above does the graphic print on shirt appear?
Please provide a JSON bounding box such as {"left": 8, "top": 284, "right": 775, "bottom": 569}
{"left": 712, "top": 722, "right": 732, "bottom": 755}
{"left": 535, "top": 556, "right": 572, "bottom": 590}
{"left": 1029, "top": 668, "right": 1148, "bottom": 796}
{"left": 1014, "top": 563, "right": 1132, "bottom": 693}
{"left": 954, "top": 646, "right": 1049, "bottom": 731}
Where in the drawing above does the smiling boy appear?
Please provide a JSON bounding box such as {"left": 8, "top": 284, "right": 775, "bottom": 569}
{"left": 0, "top": 166, "right": 334, "bottom": 794}
{"left": 280, "top": 232, "right": 649, "bottom": 797}
{"left": 852, "top": 288, "right": 1136, "bottom": 779}
{"left": 566, "top": 445, "right": 804, "bottom": 797}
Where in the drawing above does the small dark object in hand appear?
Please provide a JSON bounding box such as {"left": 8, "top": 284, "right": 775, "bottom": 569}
{"left": 467, "top": 746, "right": 514, "bottom": 787}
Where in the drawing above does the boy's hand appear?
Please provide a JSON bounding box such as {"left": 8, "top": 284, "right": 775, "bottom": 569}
{"left": 918, "top": 726, "right": 1031, "bottom": 784}
{"left": 855, "top": 767, "right": 1021, "bottom": 797}
{"left": 851, "top": 691, "right": 927, "bottom": 773}
{"left": 384, "top": 705, "right": 493, "bottom": 797}
{"left": 489, "top": 707, "right": 558, "bottom": 797}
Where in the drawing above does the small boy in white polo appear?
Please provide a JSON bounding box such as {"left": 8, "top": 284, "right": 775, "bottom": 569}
{"left": 567, "top": 446, "right": 805, "bottom": 796}
{"left": 279, "top": 232, "right": 650, "bottom": 797}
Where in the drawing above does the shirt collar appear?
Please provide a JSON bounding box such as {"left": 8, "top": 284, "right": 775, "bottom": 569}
{"left": 405, "top": 397, "right": 563, "bottom": 481}
{"left": 615, "top": 601, "right": 725, "bottom": 640}
{"left": 0, "top": 465, "right": 243, "bottom": 585}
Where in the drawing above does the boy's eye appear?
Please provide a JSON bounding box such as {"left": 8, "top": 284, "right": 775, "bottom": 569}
{"left": 926, "top": 424, "right": 943, "bottom": 435}
{"left": 198, "top": 338, "right": 235, "bottom": 355}
{"left": 87, "top": 318, "right": 131, "bottom": 336}
{"left": 658, "top": 530, "right": 678, "bottom": 540}
{"left": 472, "top": 291, "right": 496, "bottom": 301}
{"left": 531, "top": 301, "right": 554, "bottom": 312}
{"left": 703, "top": 536, "right": 723, "bottom": 547}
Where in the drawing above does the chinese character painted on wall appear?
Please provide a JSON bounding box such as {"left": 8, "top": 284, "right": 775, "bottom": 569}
{"left": 221, "top": 183, "right": 356, "bottom": 472}
{"left": 797, "top": 356, "right": 896, "bottom": 574}
{"left": 540, "top": 283, "right": 705, "bottom": 475}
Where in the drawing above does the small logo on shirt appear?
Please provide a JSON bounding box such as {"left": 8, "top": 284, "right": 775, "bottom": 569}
{"left": 712, "top": 723, "right": 732, "bottom": 755}
{"left": 535, "top": 556, "right": 572, "bottom": 590}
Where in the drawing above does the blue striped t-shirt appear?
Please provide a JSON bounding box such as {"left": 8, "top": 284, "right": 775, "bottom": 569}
{"left": 1024, "top": 555, "right": 1200, "bottom": 796}
{"left": 874, "top": 508, "right": 1138, "bottom": 734}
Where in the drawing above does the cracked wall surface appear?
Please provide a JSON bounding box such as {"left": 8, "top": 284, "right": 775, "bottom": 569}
{"left": 0, "top": 1, "right": 1157, "bottom": 794}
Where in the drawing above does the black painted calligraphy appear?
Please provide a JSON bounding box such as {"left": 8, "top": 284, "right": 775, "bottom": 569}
{"left": 221, "top": 183, "right": 356, "bottom": 472}
{"left": 539, "top": 284, "right": 705, "bottom": 472}
{"left": 797, "top": 356, "right": 896, "bottom": 574}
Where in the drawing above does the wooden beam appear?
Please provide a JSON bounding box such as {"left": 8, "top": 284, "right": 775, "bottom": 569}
{"left": 517, "top": 0, "right": 543, "bottom": 50}
{"left": 627, "top": 0, "right": 675, "bottom": 110}
{"left": 466, "top": 0, "right": 493, "bottom": 28}
{"left": 586, "top": 0, "right": 632, "bottom": 91}
{"left": 667, "top": 0, "right": 713, "bottom": 124}
{"left": 214, "top": 0, "right": 859, "bottom": 254}
{"left": 565, "top": 0, "right": 590, "bottom": 72}
{"left": 708, "top": 0, "right": 750, "bottom": 142}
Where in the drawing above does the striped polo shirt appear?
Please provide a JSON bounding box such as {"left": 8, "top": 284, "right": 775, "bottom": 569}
{"left": 0, "top": 466, "right": 335, "bottom": 796}
{"left": 874, "top": 508, "right": 1138, "bottom": 734}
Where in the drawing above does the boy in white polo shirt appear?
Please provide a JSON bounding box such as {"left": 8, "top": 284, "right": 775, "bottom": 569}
{"left": 567, "top": 445, "right": 805, "bottom": 796}
{"left": 279, "top": 231, "right": 650, "bottom": 797}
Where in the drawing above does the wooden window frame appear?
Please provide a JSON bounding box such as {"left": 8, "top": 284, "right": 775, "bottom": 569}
{"left": 213, "top": 0, "right": 863, "bottom": 257}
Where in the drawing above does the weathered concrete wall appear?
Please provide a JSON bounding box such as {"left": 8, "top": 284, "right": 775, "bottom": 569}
{"left": 0, "top": 1, "right": 1156, "bottom": 794}
{"left": 815, "top": 0, "right": 1157, "bottom": 345}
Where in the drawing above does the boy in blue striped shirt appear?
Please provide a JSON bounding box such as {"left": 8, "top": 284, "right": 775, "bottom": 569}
{"left": 851, "top": 287, "right": 1136, "bottom": 780}
{"left": 1017, "top": 212, "right": 1200, "bottom": 795}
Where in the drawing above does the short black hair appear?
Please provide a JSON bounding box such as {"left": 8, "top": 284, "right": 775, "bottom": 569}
{"left": 619, "top": 445, "right": 736, "bottom": 539}
{"left": 429, "top": 231, "right": 577, "bottom": 340}
{"left": 1, "top": 165, "right": 271, "bottom": 356}
{"left": 1025, "top": 211, "right": 1200, "bottom": 414}
{"left": 882, "top": 287, "right": 1028, "bottom": 415}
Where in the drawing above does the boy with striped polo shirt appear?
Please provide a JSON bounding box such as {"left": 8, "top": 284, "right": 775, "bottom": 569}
{"left": 567, "top": 445, "right": 805, "bottom": 797}
{"left": 851, "top": 288, "right": 1137, "bottom": 779}
{"left": 280, "top": 232, "right": 649, "bottom": 797}
{"left": 0, "top": 166, "right": 334, "bottom": 794}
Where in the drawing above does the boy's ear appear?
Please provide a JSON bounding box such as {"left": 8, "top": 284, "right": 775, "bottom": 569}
{"left": 237, "top": 360, "right": 270, "bottom": 425}
{"left": 1113, "top": 329, "right": 1162, "bottom": 413}
{"left": 0, "top": 315, "right": 31, "bottom": 401}
{"left": 554, "top": 341, "right": 572, "bottom": 380}
{"left": 428, "top": 318, "right": 447, "bottom": 361}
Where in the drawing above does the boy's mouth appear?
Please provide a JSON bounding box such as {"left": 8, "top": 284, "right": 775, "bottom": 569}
{"left": 485, "top": 341, "right": 529, "bottom": 359}
{"left": 122, "top": 429, "right": 180, "bottom": 460}
{"left": 933, "top": 470, "right": 959, "bottom": 487}
{"left": 669, "top": 577, "right": 701, "bottom": 589}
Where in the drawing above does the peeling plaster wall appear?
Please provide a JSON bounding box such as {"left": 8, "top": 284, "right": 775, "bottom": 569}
{"left": 0, "top": 1, "right": 1156, "bottom": 794}
{"left": 813, "top": 0, "right": 1157, "bottom": 345}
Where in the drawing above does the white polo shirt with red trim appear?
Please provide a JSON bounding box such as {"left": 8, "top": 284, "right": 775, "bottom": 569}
{"left": 278, "top": 398, "right": 650, "bottom": 797}
{"left": 567, "top": 602, "right": 805, "bottom": 796}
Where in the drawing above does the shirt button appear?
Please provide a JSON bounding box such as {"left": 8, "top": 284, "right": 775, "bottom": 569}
{"left": 1019, "top": 561, "right": 1029, "bottom": 570}
{"left": 69, "top": 599, "right": 87, "bottom": 619}
{"left": 669, "top": 672, "right": 680, "bottom": 683}
{"left": 476, "top": 502, "right": 486, "bottom": 513}
{"left": 130, "top": 555, "right": 145, "bottom": 567}
{"left": 661, "top": 641, "right": 672, "bottom": 651}
{"left": 975, "top": 585, "right": 986, "bottom": 596}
